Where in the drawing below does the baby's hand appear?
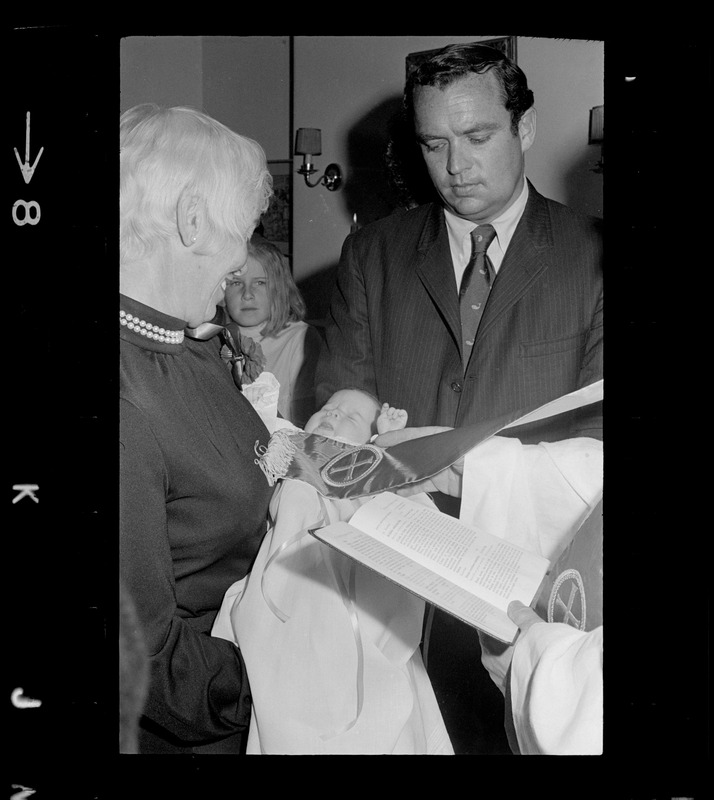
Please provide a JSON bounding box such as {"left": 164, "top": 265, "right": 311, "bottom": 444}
{"left": 376, "top": 403, "right": 408, "bottom": 434}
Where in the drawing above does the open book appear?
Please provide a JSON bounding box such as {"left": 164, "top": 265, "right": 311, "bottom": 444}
{"left": 311, "top": 492, "right": 550, "bottom": 644}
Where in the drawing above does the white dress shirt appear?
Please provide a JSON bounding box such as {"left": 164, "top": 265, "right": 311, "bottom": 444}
{"left": 445, "top": 178, "right": 529, "bottom": 290}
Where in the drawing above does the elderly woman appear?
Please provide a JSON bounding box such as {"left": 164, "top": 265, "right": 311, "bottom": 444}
{"left": 119, "top": 104, "right": 274, "bottom": 753}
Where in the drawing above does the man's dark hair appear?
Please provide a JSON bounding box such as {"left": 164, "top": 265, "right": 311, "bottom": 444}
{"left": 404, "top": 43, "right": 535, "bottom": 136}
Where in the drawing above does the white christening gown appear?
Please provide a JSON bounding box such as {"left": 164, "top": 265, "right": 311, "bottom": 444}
{"left": 212, "top": 478, "right": 453, "bottom": 755}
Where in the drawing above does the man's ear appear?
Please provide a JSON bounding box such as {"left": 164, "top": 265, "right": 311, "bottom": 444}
{"left": 518, "top": 107, "right": 536, "bottom": 153}
{"left": 176, "top": 189, "right": 205, "bottom": 247}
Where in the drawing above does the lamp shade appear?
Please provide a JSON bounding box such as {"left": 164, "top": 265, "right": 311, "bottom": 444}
{"left": 295, "top": 127, "right": 322, "bottom": 156}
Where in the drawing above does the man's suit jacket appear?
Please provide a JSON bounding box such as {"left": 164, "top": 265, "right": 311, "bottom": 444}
{"left": 316, "top": 182, "right": 603, "bottom": 444}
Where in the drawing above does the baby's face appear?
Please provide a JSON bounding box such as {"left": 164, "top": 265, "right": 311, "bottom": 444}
{"left": 304, "top": 390, "right": 380, "bottom": 444}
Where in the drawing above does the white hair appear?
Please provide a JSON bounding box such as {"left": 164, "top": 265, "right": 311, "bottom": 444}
{"left": 120, "top": 104, "right": 272, "bottom": 264}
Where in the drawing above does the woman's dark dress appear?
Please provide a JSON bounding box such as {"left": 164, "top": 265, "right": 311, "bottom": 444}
{"left": 119, "top": 294, "right": 273, "bottom": 753}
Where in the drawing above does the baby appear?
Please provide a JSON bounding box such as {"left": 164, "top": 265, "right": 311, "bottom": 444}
{"left": 303, "top": 388, "right": 408, "bottom": 444}
{"left": 212, "top": 387, "right": 453, "bottom": 754}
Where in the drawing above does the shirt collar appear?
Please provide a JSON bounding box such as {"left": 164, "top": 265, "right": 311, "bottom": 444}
{"left": 444, "top": 178, "right": 529, "bottom": 271}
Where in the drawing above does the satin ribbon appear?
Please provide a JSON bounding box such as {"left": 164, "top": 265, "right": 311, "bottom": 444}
{"left": 220, "top": 327, "right": 244, "bottom": 388}
{"left": 319, "top": 547, "right": 364, "bottom": 740}
{"left": 184, "top": 305, "right": 229, "bottom": 340}
{"left": 259, "top": 493, "right": 366, "bottom": 739}
{"left": 284, "top": 380, "right": 603, "bottom": 500}
{"left": 260, "top": 489, "right": 331, "bottom": 622}
{"left": 260, "top": 526, "right": 316, "bottom": 623}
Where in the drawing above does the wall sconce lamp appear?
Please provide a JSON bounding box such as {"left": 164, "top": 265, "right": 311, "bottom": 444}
{"left": 588, "top": 105, "right": 604, "bottom": 173}
{"left": 588, "top": 105, "right": 604, "bottom": 144}
{"left": 294, "top": 128, "right": 343, "bottom": 191}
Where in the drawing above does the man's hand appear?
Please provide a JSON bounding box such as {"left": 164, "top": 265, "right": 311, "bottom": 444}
{"left": 508, "top": 600, "right": 544, "bottom": 636}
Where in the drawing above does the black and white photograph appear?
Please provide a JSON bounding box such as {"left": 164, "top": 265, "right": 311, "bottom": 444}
{"left": 7, "top": 24, "right": 708, "bottom": 798}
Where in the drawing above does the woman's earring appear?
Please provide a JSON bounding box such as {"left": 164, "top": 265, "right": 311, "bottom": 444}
{"left": 191, "top": 235, "right": 197, "bottom": 243}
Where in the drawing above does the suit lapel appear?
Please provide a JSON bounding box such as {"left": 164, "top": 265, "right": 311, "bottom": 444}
{"left": 475, "top": 185, "right": 553, "bottom": 344}
{"left": 409, "top": 189, "right": 553, "bottom": 359}
{"left": 413, "top": 205, "right": 462, "bottom": 348}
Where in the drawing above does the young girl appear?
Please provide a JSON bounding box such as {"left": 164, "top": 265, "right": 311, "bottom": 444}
{"left": 212, "top": 390, "right": 453, "bottom": 754}
{"left": 223, "top": 235, "right": 322, "bottom": 427}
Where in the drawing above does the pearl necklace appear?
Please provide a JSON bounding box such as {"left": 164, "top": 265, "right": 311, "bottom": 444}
{"left": 120, "top": 310, "right": 185, "bottom": 344}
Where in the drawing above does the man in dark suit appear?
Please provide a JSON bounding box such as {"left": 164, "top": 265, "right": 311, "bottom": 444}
{"left": 316, "top": 43, "right": 602, "bottom": 445}
{"left": 315, "top": 42, "right": 603, "bottom": 754}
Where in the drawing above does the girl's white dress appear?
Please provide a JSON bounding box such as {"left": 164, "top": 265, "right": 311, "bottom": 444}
{"left": 212, "top": 478, "right": 453, "bottom": 755}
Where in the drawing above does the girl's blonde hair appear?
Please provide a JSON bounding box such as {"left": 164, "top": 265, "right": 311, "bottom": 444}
{"left": 248, "top": 235, "right": 307, "bottom": 337}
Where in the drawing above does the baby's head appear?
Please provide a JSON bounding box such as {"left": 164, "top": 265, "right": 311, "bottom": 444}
{"left": 304, "top": 389, "right": 381, "bottom": 444}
